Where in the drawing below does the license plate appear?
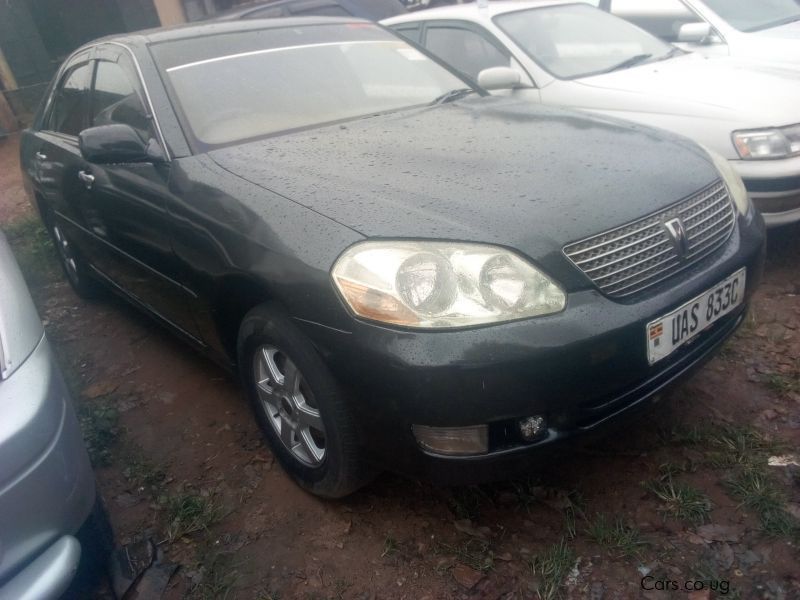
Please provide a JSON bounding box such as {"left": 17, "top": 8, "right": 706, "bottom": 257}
{"left": 646, "top": 268, "right": 746, "bottom": 365}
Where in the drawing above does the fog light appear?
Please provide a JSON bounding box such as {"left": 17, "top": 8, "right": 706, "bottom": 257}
{"left": 518, "top": 416, "right": 546, "bottom": 442}
{"left": 412, "top": 424, "right": 489, "bottom": 456}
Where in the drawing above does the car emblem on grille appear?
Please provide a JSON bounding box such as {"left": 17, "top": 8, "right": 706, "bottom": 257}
{"left": 663, "top": 217, "right": 689, "bottom": 259}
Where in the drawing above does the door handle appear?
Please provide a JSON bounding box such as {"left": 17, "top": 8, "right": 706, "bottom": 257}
{"left": 35, "top": 151, "right": 47, "bottom": 160}
{"left": 78, "top": 170, "right": 95, "bottom": 189}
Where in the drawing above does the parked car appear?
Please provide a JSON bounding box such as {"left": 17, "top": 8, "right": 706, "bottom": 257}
{"left": 0, "top": 231, "right": 109, "bottom": 599}
{"left": 384, "top": 1, "right": 800, "bottom": 227}
{"left": 20, "top": 18, "right": 765, "bottom": 497}
{"left": 213, "top": 0, "right": 406, "bottom": 21}
{"left": 584, "top": 0, "right": 800, "bottom": 63}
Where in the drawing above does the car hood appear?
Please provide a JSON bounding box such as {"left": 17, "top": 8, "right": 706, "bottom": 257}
{"left": 208, "top": 97, "right": 719, "bottom": 265}
{"left": 577, "top": 54, "right": 800, "bottom": 125}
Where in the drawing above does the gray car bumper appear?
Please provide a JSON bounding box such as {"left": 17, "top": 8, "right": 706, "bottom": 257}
{"left": 0, "top": 335, "right": 95, "bottom": 599}
{"left": 732, "top": 156, "right": 800, "bottom": 226}
{"left": 0, "top": 537, "right": 81, "bottom": 600}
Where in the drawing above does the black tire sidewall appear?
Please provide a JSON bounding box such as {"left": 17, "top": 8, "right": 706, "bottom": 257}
{"left": 238, "top": 304, "right": 366, "bottom": 497}
{"left": 45, "top": 212, "right": 99, "bottom": 299}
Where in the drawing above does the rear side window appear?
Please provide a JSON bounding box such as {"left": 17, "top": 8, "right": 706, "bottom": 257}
{"left": 244, "top": 7, "right": 286, "bottom": 18}
{"left": 392, "top": 25, "right": 422, "bottom": 44}
{"left": 91, "top": 59, "right": 155, "bottom": 141}
{"left": 46, "top": 63, "right": 91, "bottom": 136}
{"left": 424, "top": 26, "right": 509, "bottom": 80}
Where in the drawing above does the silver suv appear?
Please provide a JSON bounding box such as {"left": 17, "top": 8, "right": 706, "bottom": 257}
{"left": 0, "top": 230, "right": 102, "bottom": 600}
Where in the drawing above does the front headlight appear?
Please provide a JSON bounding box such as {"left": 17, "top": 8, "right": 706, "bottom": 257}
{"left": 732, "top": 124, "right": 800, "bottom": 160}
{"left": 331, "top": 241, "right": 566, "bottom": 328}
{"left": 704, "top": 146, "right": 750, "bottom": 215}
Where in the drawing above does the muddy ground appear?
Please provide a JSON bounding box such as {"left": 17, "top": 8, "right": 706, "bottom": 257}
{"left": 1, "top": 133, "right": 799, "bottom": 599}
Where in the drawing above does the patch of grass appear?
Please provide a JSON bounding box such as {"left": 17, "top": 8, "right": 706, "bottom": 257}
{"left": 662, "top": 424, "right": 709, "bottom": 447}
{"left": 78, "top": 401, "right": 120, "bottom": 467}
{"left": 563, "top": 506, "right": 577, "bottom": 540}
{"left": 381, "top": 534, "right": 398, "bottom": 558}
{"left": 448, "top": 485, "right": 490, "bottom": 521}
{"left": 122, "top": 451, "right": 166, "bottom": 490}
{"left": 644, "top": 477, "right": 712, "bottom": 525}
{"left": 585, "top": 514, "right": 645, "bottom": 558}
{"left": 191, "top": 554, "right": 239, "bottom": 600}
{"left": 704, "top": 424, "right": 781, "bottom": 470}
{"left": 2, "top": 216, "right": 59, "bottom": 288}
{"left": 510, "top": 478, "right": 541, "bottom": 513}
{"left": 763, "top": 372, "right": 800, "bottom": 395}
{"left": 562, "top": 491, "right": 585, "bottom": 540}
{"left": 435, "top": 538, "right": 494, "bottom": 573}
{"left": 529, "top": 538, "right": 576, "bottom": 600}
{"left": 161, "top": 490, "right": 223, "bottom": 542}
{"left": 658, "top": 459, "right": 698, "bottom": 479}
{"left": 726, "top": 470, "right": 800, "bottom": 538}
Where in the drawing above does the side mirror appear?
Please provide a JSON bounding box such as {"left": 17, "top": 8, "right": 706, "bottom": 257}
{"left": 676, "top": 22, "right": 713, "bottom": 44}
{"left": 477, "top": 66, "right": 521, "bottom": 91}
{"left": 79, "top": 124, "right": 162, "bottom": 164}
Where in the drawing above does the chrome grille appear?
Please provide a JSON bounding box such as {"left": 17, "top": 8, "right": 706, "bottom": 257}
{"left": 563, "top": 181, "right": 735, "bottom": 298}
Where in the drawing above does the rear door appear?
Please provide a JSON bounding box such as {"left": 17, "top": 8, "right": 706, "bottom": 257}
{"left": 79, "top": 46, "right": 202, "bottom": 341}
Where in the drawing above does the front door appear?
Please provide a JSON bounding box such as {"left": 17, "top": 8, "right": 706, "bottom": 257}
{"left": 78, "top": 47, "right": 201, "bottom": 341}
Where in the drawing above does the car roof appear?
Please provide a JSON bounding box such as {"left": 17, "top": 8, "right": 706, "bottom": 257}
{"left": 77, "top": 16, "right": 367, "bottom": 50}
{"left": 382, "top": 0, "right": 575, "bottom": 24}
{"left": 214, "top": 0, "right": 406, "bottom": 21}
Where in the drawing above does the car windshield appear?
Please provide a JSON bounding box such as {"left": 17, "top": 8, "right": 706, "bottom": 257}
{"left": 699, "top": 0, "right": 800, "bottom": 32}
{"left": 151, "top": 24, "right": 465, "bottom": 148}
{"left": 494, "top": 4, "right": 674, "bottom": 80}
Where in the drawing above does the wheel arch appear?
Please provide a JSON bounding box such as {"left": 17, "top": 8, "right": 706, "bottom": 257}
{"left": 211, "top": 274, "right": 283, "bottom": 365}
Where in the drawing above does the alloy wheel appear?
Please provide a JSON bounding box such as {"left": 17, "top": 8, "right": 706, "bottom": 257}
{"left": 253, "top": 345, "right": 326, "bottom": 467}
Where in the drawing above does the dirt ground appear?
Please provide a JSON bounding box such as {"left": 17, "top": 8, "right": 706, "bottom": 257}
{"left": 1, "top": 132, "right": 799, "bottom": 599}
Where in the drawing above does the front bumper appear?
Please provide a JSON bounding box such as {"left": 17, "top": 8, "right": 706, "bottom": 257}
{"left": 732, "top": 156, "right": 800, "bottom": 226}
{"left": 298, "top": 209, "right": 766, "bottom": 483}
{"left": 0, "top": 336, "right": 95, "bottom": 597}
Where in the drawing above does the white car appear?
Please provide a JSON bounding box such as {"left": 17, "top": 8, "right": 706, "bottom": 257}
{"left": 383, "top": 1, "right": 800, "bottom": 226}
{"left": 587, "top": 0, "right": 800, "bottom": 64}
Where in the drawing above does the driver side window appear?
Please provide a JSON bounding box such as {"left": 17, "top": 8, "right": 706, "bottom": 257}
{"left": 46, "top": 63, "right": 92, "bottom": 136}
{"left": 424, "top": 25, "right": 511, "bottom": 81}
{"left": 91, "top": 59, "right": 155, "bottom": 143}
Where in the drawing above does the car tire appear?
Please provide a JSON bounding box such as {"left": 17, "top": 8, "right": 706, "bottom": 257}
{"left": 45, "top": 211, "right": 101, "bottom": 299}
{"left": 237, "top": 303, "right": 373, "bottom": 498}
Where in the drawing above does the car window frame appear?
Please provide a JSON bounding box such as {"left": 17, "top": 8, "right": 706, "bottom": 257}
{"left": 41, "top": 54, "right": 93, "bottom": 140}
{"left": 417, "top": 19, "right": 538, "bottom": 88}
{"left": 95, "top": 43, "right": 172, "bottom": 160}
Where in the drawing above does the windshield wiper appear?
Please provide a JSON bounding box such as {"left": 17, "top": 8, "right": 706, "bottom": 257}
{"left": 602, "top": 53, "right": 653, "bottom": 74}
{"left": 658, "top": 46, "right": 684, "bottom": 61}
{"left": 430, "top": 88, "right": 475, "bottom": 105}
